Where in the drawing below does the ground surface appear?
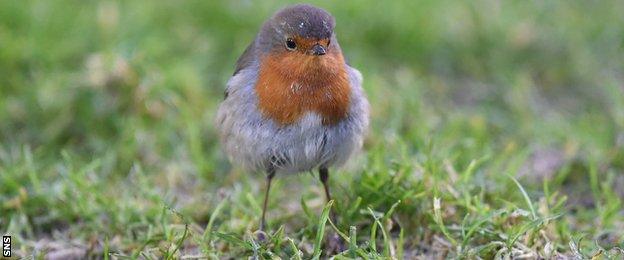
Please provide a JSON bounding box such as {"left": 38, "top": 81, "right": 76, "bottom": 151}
{"left": 1, "top": 1, "right": 623, "bottom": 259}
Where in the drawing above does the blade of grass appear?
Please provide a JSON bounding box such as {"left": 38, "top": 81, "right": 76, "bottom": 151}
{"left": 508, "top": 175, "right": 537, "bottom": 220}
{"left": 433, "top": 197, "right": 457, "bottom": 245}
{"left": 312, "top": 200, "right": 333, "bottom": 260}
{"left": 288, "top": 238, "right": 302, "bottom": 260}
{"left": 168, "top": 224, "right": 189, "bottom": 259}
{"left": 397, "top": 227, "right": 404, "bottom": 260}
{"left": 382, "top": 200, "right": 401, "bottom": 221}
{"left": 212, "top": 232, "right": 253, "bottom": 250}
{"left": 245, "top": 193, "right": 262, "bottom": 215}
{"left": 349, "top": 226, "right": 357, "bottom": 258}
{"left": 203, "top": 199, "right": 227, "bottom": 243}
{"left": 327, "top": 217, "right": 349, "bottom": 241}
{"left": 104, "top": 236, "right": 110, "bottom": 260}
{"left": 301, "top": 197, "right": 314, "bottom": 220}
{"left": 367, "top": 208, "right": 378, "bottom": 253}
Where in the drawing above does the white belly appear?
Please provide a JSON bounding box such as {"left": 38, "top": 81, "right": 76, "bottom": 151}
{"left": 220, "top": 110, "right": 361, "bottom": 174}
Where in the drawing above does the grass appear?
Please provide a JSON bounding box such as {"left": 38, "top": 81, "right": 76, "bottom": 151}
{"left": 1, "top": 0, "right": 624, "bottom": 258}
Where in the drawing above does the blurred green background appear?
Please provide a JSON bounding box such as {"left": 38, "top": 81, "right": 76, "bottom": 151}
{"left": 1, "top": 0, "right": 623, "bottom": 258}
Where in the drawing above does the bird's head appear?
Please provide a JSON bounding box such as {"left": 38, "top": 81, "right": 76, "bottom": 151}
{"left": 257, "top": 4, "right": 340, "bottom": 65}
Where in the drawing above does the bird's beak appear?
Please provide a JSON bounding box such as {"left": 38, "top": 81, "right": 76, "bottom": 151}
{"left": 311, "top": 44, "right": 326, "bottom": 56}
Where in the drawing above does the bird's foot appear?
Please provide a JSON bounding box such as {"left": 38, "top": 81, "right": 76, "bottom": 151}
{"left": 255, "top": 230, "right": 268, "bottom": 243}
{"left": 326, "top": 232, "right": 346, "bottom": 254}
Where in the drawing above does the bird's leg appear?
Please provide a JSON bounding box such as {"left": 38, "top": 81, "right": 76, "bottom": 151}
{"left": 260, "top": 168, "right": 275, "bottom": 233}
{"left": 319, "top": 167, "right": 344, "bottom": 252}
{"left": 319, "top": 167, "right": 333, "bottom": 204}
{"left": 319, "top": 167, "right": 337, "bottom": 223}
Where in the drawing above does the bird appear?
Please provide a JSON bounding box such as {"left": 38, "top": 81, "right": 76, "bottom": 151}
{"left": 215, "top": 3, "right": 369, "bottom": 233}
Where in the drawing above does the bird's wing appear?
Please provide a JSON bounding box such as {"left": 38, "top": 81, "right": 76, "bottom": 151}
{"left": 233, "top": 39, "right": 257, "bottom": 76}
{"left": 224, "top": 38, "right": 256, "bottom": 100}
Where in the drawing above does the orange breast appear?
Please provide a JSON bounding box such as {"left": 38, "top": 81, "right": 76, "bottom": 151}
{"left": 255, "top": 50, "right": 351, "bottom": 126}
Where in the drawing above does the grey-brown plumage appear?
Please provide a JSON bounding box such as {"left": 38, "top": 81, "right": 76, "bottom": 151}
{"left": 233, "top": 42, "right": 255, "bottom": 76}
{"left": 270, "top": 4, "right": 335, "bottom": 40}
{"left": 215, "top": 4, "right": 369, "bottom": 239}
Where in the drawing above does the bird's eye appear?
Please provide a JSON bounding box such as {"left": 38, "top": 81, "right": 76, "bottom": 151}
{"left": 286, "top": 38, "right": 296, "bottom": 50}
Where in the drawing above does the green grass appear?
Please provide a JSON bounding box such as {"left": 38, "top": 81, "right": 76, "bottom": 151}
{"left": 1, "top": 0, "right": 624, "bottom": 258}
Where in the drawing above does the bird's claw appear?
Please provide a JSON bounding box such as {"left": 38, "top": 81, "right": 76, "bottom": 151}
{"left": 255, "top": 230, "right": 268, "bottom": 243}
{"left": 326, "top": 232, "right": 346, "bottom": 254}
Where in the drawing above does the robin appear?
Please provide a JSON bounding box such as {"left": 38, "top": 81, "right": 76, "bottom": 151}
{"left": 216, "top": 4, "right": 369, "bottom": 234}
